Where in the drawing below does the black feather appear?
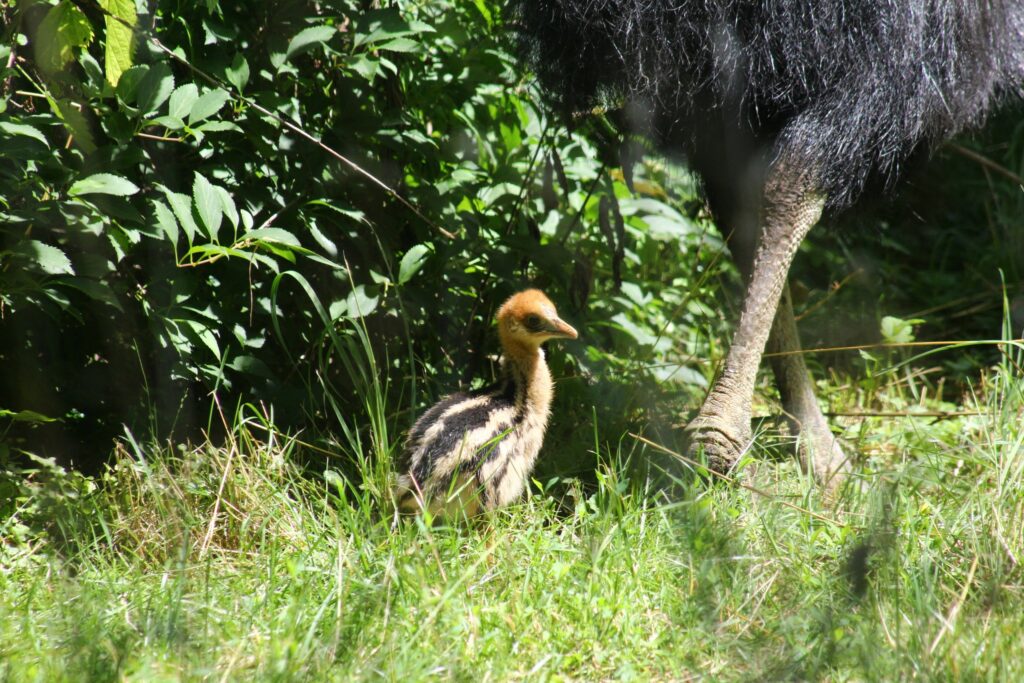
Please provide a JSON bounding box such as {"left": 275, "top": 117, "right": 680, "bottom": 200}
{"left": 509, "top": 0, "right": 1024, "bottom": 208}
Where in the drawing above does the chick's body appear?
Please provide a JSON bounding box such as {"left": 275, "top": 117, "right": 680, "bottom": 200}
{"left": 395, "top": 290, "right": 577, "bottom": 518}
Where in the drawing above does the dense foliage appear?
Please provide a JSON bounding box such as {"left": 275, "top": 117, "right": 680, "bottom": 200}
{"left": 2, "top": 0, "right": 726, "bottom": 478}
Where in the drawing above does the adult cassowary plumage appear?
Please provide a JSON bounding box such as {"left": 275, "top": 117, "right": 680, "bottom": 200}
{"left": 510, "top": 1, "right": 1024, "bottom": 489}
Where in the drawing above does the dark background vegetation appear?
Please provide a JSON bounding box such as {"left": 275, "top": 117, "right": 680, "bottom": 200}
{"left": 2, "top": 0, "right": 1022, "bottom": 489}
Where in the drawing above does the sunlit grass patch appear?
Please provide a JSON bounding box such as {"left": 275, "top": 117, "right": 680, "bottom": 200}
{"left": 2, "top": 362, "right": 1024, "bottom": 680}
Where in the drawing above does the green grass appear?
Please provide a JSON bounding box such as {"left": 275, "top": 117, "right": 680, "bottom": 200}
{"left": 3, "top": 359, "right": 1024, "bottom": 681}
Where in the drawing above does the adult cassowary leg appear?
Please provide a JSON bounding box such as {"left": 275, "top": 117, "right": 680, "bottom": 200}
{"left": 767, "top": 285, "right": 851, "bottom": 490}
{"left": 686, "top": 167, "right": 825, "bottom": 474}
{"left": 715, "top": 202, "right": 850, "bottom": 490}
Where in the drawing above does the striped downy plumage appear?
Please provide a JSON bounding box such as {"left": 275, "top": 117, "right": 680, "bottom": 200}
{"left": 394, "top": 289, "right": 578, "bottom": 519}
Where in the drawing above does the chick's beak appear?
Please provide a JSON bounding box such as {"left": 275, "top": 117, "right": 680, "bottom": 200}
{"left": 546, "top": 317, "right": 578, "bottom": 340}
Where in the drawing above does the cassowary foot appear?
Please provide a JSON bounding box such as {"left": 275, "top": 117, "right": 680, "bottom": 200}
{"left": 684, "top": 416, "right": 752, "bottom": 476}
{"left": 788, "top": 413, "right": 851, "bottom": 497}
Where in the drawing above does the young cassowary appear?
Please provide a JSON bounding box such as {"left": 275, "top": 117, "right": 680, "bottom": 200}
{"left": 510, "top": 1, "right": 1024, "bottom": 489}
{"left": 395, "top": 290, "right": 577, "bottom": 518}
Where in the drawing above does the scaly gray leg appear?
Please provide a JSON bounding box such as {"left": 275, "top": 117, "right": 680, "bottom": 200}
{"left": 767, "top": 285, "right": 851, "bottom": 492}
{"left": 686, "top": 169, "right": 825, "bottom": 474}
{"left": 710, "top": 184, "right": 851, "bottom": 490}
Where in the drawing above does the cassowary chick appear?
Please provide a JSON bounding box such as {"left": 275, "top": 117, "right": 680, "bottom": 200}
{"left": 395, "top": 289, "right": 578, "bottom": 518}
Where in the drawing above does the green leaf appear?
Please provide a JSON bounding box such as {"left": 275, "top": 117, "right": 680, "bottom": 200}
{"left": 99, "top": 0, "right": 136, "bottom": 86}
{"left": 152, "top": 199, "right": 179, "bottom": 244}
{"left": 159, "top": 186, "right": 199, "bottom": 243}
{"left": 345, "top": 285, "right": 379, "bottom": 318}
{"left": 641, "top": 215, "right": 698, "bottom": 241}
{"left": 398, "top": 243, "right": 431, "bottom": 284}
{"left": 610, "top": 313, "right": 657, "bottom": 347}
{"left": 188, "top": 88, "right": 231, "bottom": 125}
{"left": 859, "top": 349, "right": 880, "bottom": 363}
{"left": 78, "top": 51, "right": 104, "bottom": 87}
{"left": 114, "top": 64, "right": 148, "bottom": 102}
{"left": 285, "top": 25, "right": 336, "bottom": 61}
{"left": 651, "top": 363, "right": 708, "bottom": 388}
{"left": 59, "top": 278, "right": 124, "bottom": 312}
{"left": 69, "top": 173, "right": 139, "bottom": 197}
{"left": 216, "top": 186, "right": 239, "bottom": 230}
{"left": 228, "top": 355, "right": 274, "bottom": 379}
{"left": 35, "top": 2, "right": 94, "bottom": 74}
{"left": 619, "top": 282, "right": 650, "bottom": 307}
{"left": 184, "top": 320, "right": 220, "bottom": 358}
{"left": 136, "top": 62, "right": 174, "bottom": 115}
{"left": 53, "top": 97, "right": 96, "bottom": 152}
{"left": 192, "top": 172, "right": 223, "bottom": 240}
{"left": 194, "top": 121, "right": 241, "bottom": 133}
{"left": 224, "top": 54, "right": 250, "bottom": 92}
{"left": 0, "top": 409, "right": 59, "bottom": 424}
{"left": 376, "top": 37, "right": 422, "bottom": 53}
{"left": 347, "top": 54, "right": 380, "bottom": 82}
{"left": 244, "top": 227, "right": 301, "bottom": 247}
{"left": 354, "top": 10, "right": 434, "bottom": 48}
{"left": 168, "top": 83, "right": 199, "bottom": 120}
{"left": 148, "top": 115, "right": 185, "bottom": 130}
{"left": 183, "top": 244, "right": 256, "bottom": 263}
{"left": 0, "top": 122, "right": 49, "bottom": 147}
{"left": 880, "top": 316, "right": 925, "bottom": 345}
{"left": 302, "top": 252, "right": 345, "bottom": 270}
{"left": 472, "top": 0, "right": 494, "bottom": 27}
{"left": 21, "top": 240, "right": 75, "bottom": 275}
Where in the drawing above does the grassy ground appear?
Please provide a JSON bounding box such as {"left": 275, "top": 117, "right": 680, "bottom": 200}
{"left": 3, "top": 351, "right": 1023, "bottom": 681}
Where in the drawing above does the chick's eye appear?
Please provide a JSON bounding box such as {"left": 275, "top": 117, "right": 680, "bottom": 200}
{"left": 524, "top": 314, "right": 542, "bottom": 329}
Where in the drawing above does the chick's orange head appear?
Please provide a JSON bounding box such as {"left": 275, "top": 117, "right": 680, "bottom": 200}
{"left": 497, "top": 289, "right": 578, "bottom": 347}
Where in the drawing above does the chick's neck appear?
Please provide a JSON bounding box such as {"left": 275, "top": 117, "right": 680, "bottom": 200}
{"left": 498, "top": 333, "right": 554, "bottom": 413}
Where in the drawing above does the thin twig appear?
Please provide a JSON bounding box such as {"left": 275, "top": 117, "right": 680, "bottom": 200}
{"left": 821, "top": 410, "right": 984, "bottom": 418}
{"left": 630, "top": 433, "right": 846, "bottom": 527}
{"left": 136, "top": 132, "right": 183, "bottom": 143}
{"left": 763, "top": 338, "right": 1024, "bottom": 359}
{"left": 948, "top": 142, "right": 1024, "bottom": 186}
